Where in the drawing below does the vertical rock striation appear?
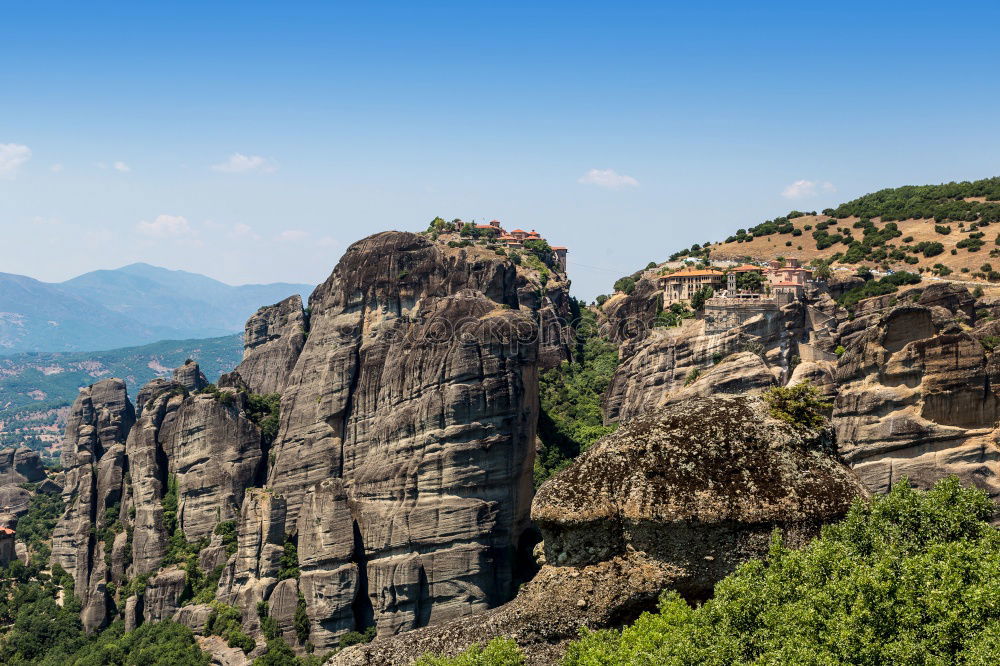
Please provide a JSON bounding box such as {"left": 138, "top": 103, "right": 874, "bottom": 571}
{"left": 231, "top": 294, "right": 308, "bottom": 395}
{"left": 47, "top": 230, "right": 558, "bottom": 647}
{"left": 267, "top": 232, "right": 540, "bottom": 646}
{"left": 50, "top": 379, "right": 135, "bottom": 632}
{"left": 833, "top": 301, "right": 1000, "bottom": 503}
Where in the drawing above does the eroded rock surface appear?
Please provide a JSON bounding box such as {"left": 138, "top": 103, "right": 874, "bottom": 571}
{"left": 604, "top": 303, "right": 803, "bottom": 424}
{"left": 267, "top": 232, "right": 541, "bottom": 645}
{"left": 50, "top": 378, "right": 135, "bottom": 632}
{"left": 833, "top": 302, "right": 1000, "bottom": 504}
{"left": 334, "top": 395, "right": 865, "bottom": 664}
{"left": 232, "top": 294, "right": 308, "bottom": 395}
{"left": 0, "top": 447, "right": 45, "bottom": 485}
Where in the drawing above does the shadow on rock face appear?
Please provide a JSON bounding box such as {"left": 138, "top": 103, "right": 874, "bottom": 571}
{"left": 331, "top": 394, "right": 868, "bottom": 666}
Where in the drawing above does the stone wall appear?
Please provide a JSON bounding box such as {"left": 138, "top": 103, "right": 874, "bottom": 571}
{"left": 704, "top": 299, "right": 779, "bottom": 335}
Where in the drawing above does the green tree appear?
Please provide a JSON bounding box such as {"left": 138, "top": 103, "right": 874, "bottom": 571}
{"left": 534, "top": 305, "right": 618, "bottom": 487}
{"left": 763, "top": 381, "right": 831, "bottom": 429}
{"left": 563, "top": 477, "right": 1000, "bottom": 666}
{"left": 689, "top": 286, "right": 713, "bottom": 311}
{"left": 613, "top": 277, "right": 636, "bottom": 294}
{"left": 734, "top": 271, "right": 763, "bottom": 292}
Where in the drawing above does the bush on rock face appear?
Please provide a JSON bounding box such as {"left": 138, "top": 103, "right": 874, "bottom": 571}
{"left": 563, "top": 477, "right": 1000, "bottom": 665}
{"left": 763, "top": 381, "right": 832, "bottom": 430}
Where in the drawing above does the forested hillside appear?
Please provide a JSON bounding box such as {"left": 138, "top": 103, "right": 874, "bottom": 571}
{"left": 0, "top": 335, "right": 242, "bottom": 458}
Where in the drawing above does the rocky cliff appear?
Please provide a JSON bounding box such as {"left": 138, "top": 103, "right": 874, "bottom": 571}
{"left": 832, "top": 284, "right": 1000, "bottom": 505}
{"left": 0, "top": 446, "right": 47, "bottom": 527}
{"left": 41, "top": 230, "right": 558, "bottom": 653}
{"left": 600, "top": 273, "right": 1000, "bottom": 519}
{"left": 333, "top": 395, "right": 866, "bottom": 664}
{"left": 230, "top": 294, "right": 308, "bottom": 395}
{"left": 50, "top": 378, "right": 135, "bottom": 632}
{"left": 39, "top": 225, "right": 1000, "bottom": 663}
{"left": 602, "top": 297, "right": 823, "bottom": 424}
{"left": 262, "top": 232, "right": 541, "bottom": 646}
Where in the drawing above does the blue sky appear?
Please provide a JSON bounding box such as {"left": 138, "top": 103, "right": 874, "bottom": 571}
{"left": 2, "top": 1, "right": 999, "bottom": 299}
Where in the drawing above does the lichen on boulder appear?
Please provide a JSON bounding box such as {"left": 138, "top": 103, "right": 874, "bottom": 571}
{"left": 533, "top": 394, "right": 866, "bottom": 598}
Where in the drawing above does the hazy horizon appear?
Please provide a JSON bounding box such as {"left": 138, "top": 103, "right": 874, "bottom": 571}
{"left": 3, "top": 1, "right": 999, "bottom": 300}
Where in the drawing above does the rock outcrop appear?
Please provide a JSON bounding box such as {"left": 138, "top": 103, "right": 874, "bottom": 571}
{"left": 267, "top": 232, "right": 540, "bottom": 646}
{"left": 603, "top": 303, "right": 801, "bottom": 424}
{"left": 334, "top": 395, "right": 866, "bottom": 665}
{"left": 0, "top": 446, "right": 45, "bottom": 485}
{"left": 43, "top": 231, "right": 560, "bottom": 648}
{"left": 127, "top": 372, "right": 265, "bottom": 585}
{"left": 230, "top": 295, "right": 308, "bottom": 395}
{"left": 217, "top": 488, "right": 287, "bottom": 616}
{"left": 50, "top": 378, "right": 135, "bottom": 632}
{"left": 833, "top": 302, "right": 1000, "bottom": 504}
{"left": 0, "top": 446, "right": 46, "bottom": 522}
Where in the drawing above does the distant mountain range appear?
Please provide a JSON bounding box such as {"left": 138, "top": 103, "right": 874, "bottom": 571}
{"left": 0, "top": 263, "right": 313, "bottom": 354}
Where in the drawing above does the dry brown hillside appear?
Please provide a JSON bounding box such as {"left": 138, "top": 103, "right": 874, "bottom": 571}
{"left": 711, "top": 213, "right": 1000, "bottom": 282}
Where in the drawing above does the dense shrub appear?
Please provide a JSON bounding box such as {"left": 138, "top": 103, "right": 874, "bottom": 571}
{"left": 534, "top": 305, "right": 618, "bottom": 486}
{"left": 205, "top": 602, "right": 255, "bottom": 653}
{"left": 762, "top": 381, "right": 831, "bottom": 429}
{"left": 613, "top": 277, "right": 636, "bottom": 294}
{"left": 564, "top": 477, "right": 1000, "bottom": 665}
{"left": 826, "top": 177, "right": 1000, "bottom": 223}
{"left": 61, "top": 620, "right": 210, "bottom": 666}
{"left": 245, "top": 393, "right": 281, "bottom": 444}
{"left": 838, "top": 271, "right": 922, "bottom": 308}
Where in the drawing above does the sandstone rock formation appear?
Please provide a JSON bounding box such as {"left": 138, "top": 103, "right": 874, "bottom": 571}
{"left": 333, "top": 395, "right": 866, "bottom": 665}
{"left": 217, "top": 488, "right": 287, "bottom": 617}
{"left": 603, "top": 303, "right": 805, "bottom": 424}
{"left": 0, "top": 446, "right": 46, "bottom": 521}
{"left": 266, "top": 232, "right": 541, "bottom": 646}
{"left": 833, "top": 301, "right": 1000, "bottom": 504}
{"left": 0, "top": 446, "right": 45, "bottom": 485}
{"left": 50, "top": 378, "right": 135, "bottom": 632}
{"left": 39, "top": 230, "right": 559, "bottom": 651}
{"left": 230, "top": 294, "right": 308, "bottom": 395}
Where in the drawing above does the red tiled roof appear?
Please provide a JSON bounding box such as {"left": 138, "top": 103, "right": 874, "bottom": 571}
{"left": 772, "top": 281, "right": 803, "bottom": 287}
{"left": 664, "top": 268, "right": 725, "bottom": 278}
{"left": 551, "top": 246, "right": 567, "bottom": 250}
{"left": 0, "top": 526, "right": 14, "bottom": 535}
{"left": 511, "top": 229, "right": 527, "bottom": 234}
{"left": 730, "top": 264, "right": 762, "bottom": 272}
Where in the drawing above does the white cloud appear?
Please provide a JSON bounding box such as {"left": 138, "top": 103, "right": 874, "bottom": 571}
{"left": 231, "top": 223, "right": 262, "bottom": 241}
{"left": 136, "top": 214, "right": 194, "bottom": 238}
{"left": 781, "top": 179, "right": 836, "bottom": 199}
{"left": 212, "top": 153, "right": 276, "bottom": 173}
{"left": 50, "top": 163, "right": 64, "bottom": 173}
{"left": 578, "top": 168, "right": 639, "bottom": 190}
{"left": 113, "top": 161, "right": 131, "bottom": 172}
{"left": 277, "top": 229, "right": 308, "bottom": 242}
{"left": 0, "top": 143, "right": 31, "bottom": 178}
